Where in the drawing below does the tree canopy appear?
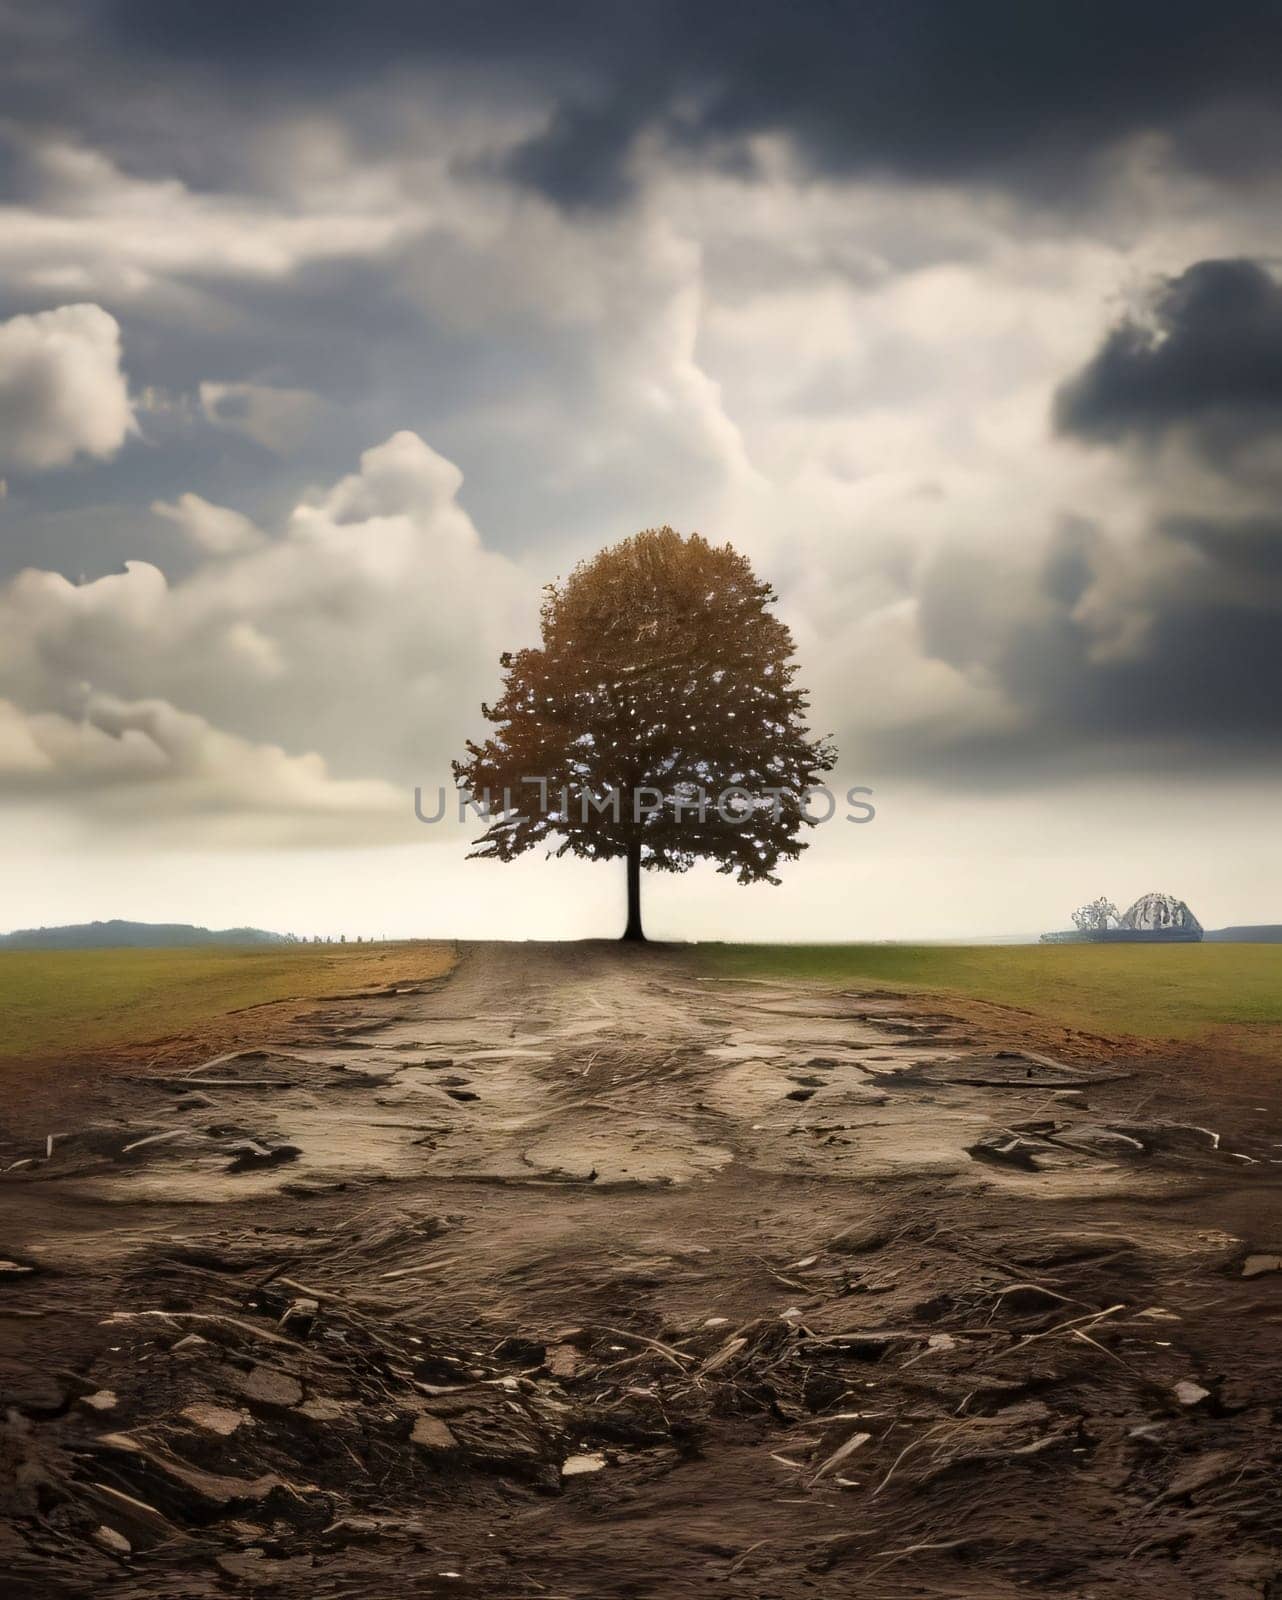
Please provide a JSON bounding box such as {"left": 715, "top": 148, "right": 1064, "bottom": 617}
{"left": 453, "top": 526, "right": 835, "bottom": 937}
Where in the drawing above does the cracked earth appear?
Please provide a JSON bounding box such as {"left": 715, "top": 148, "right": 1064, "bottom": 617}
{"left": 3, "top": 941, "right": 1280, "bottom": 1597}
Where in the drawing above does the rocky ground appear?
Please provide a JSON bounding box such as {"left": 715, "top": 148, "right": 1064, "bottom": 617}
{"left": 2, "top": 941, "right": 1280, "bottom": 1598}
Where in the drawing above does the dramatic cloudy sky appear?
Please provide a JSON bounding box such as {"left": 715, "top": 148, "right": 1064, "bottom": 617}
{"left": 2, "top": 0, "right": 1280, "bottom": 940}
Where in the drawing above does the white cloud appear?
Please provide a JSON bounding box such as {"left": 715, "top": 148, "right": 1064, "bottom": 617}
{"left": 0, "top": 691, "right": 406, "bottom": 847}
{"left": 0, "top": 135, "right": 432, "bottom": 303}
{"left": 199, "top": 380, "right": 323, "bottom": 453}
{"left": 0, "top": 431, "right": 528, "bottom": 842}
{"left": 152, "top": 493, "right": 264, "bottom": 555}
{"left": 0, "top": 302, "right": 134, "bottom": 470}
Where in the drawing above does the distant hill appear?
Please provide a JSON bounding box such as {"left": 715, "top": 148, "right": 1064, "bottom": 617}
{"left": 1205, "top": 926, "right": 1282, "bottom": 943}
{"left": 0, "top": 920, "right": 293, "bottom": 950}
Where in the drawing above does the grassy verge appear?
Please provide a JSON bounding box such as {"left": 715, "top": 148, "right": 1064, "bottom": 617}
{"left": 698, "top": 942, "right": 1282, "bottom": 1045}
{"left": 0, "top": 941, "right": 455, "bottom": 1064}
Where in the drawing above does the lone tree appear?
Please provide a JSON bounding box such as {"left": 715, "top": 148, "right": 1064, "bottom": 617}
{"left": 453, "top": 527, "right": 834, "bottom": 941}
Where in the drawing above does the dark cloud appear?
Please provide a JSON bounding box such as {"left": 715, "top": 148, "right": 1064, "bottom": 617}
{"left": 902, "top": 508, "right": 1282, "bottom": 782}
{"left": 503, "top": 96, "right": 647, "bottom": 210}
{"left": 859, "top": 255, "right": 1282, "bottom": 782}
{"left": 1064, "top": 590, "right": 1282, "bottom": 745}
{"left": 1161, "top": 512, "right": 1282, "bottom": 578}
{"left": 1056, "top": 259, "right": 1282, "bottom": 456}
{"left": 8, "top": 1, "right": 1282, "bottom": 206}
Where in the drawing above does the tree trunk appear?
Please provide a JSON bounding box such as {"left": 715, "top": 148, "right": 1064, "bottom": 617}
{"left": 622, "top": 839, "right": 645, "bottom": 942}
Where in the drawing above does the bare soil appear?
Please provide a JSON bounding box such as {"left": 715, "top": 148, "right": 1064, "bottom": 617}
{"left": 2, "top": 941, "right": 1280, "bottom": 1598}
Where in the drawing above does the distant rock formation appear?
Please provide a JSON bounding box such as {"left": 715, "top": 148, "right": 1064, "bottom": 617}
{"left": 1119, "top": 893, "right": 1202, "bottom": 936}
{"left": 1043, "top": 891, "right": 1204, "bottom": 944}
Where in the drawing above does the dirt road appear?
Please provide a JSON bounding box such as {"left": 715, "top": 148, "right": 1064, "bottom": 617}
{"left": 3, "top": 941, "right": 1280, "bottom": 1597}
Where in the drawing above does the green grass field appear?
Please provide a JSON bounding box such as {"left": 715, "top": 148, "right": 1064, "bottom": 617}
{"left": 698, "top": 942, "right": 1282, "bottom": 1045}
{"left": 6, "top": 939, "right": 1279, "bottom": 1071}
{"left": 0, "top": 942, "right": 454, "bottom": 1064}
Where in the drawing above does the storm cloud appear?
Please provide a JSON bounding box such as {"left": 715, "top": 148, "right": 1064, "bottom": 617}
{"left": 1055, "top": 259, "right": 1282, "bottom": 467}
{"left": 749, "top": 236, "right": 1282, "bottom": 787}
{"left": 68, "top": 1, "right": 1282, "bottom": 206}
{"left": 906, "top": 510, "right": 1282, "bottom": 779}
{"left": 894, "top": 257, "right": 1282, "bottom": 779}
